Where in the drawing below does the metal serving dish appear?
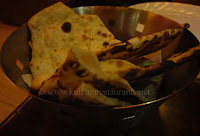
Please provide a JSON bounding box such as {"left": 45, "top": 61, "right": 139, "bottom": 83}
{"left": 0, "top": 6, "right": 200, "bottom": 135}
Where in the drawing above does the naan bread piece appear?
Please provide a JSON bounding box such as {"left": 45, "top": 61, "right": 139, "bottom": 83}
{"left": 100, "top": 59, "right": 143, "bottom": 80}
{"left": 97, "top": 26, "right": 186, "bottom": 61}
{"left": 39, "top": 77, "right": 59, "bottom": 96}
{"left": 100, "top": 59, "right": 168, "bottom": 82}
{"left": 101, "top": 58, "right": 163, "bottom": 102}
{"left": 79, "top": 14, "right": 121, "bottom": 51}
{"left": 73, "top": 82, "right": 131, "bottom": 106}
{"left": 100, "top": 59, "right": 169, "bottom": 82}
{"left": 100, "top": 45, "right": 200, "bottom": 82}
{"left": 168, "top": 45, "right": 200, "bottom": 63}
{"left": 31, "top": 73, "right": 53, "bottom": 90}
{"left": 40, "top": 46, "right": 137, "bottom": 101}
{"left": 28, "top": 2, "right": 121, "bottom": 90}
{"left": 58, "top": 46, "right": 135, "bottom": 94}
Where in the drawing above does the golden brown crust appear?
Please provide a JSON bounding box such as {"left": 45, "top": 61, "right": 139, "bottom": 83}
{"left": 96, "top": 27, "right": 185, "bottom": 61}
{"left": 39, "top": 47, "right": 137, "bottom": 102}
{"left": 168, "top": 45, "right": 200, "bottom": 63}
{"left": 28, "top": 3, "right": 121, "bottom": 88}
{"left": 100, "top": 45, "right": 200, "bottom": 83}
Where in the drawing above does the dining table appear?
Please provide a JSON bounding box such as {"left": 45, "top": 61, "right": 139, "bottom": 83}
{"left": 0, "top": 23, "right": 29, "bottom": 124}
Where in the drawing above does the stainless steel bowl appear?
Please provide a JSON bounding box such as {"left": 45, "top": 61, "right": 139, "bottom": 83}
{"left": 0, "top": 6, "right": 200, "bottom": 135}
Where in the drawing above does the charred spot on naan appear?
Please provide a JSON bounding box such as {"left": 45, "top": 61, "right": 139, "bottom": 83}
{"left": 124, "top": 68, "right": 140, "bottom": 80}
{"left": 101, "top": 33, "right": 107, "bottom": 38}
{"left": 97, "top": 31, "right": 101, "bottom": 35}
{"left": 70, "top": 61, "right": 80, "bottom": 69}
{"left": 110, "top": 44, "right": 127, "bottom": 55}
{"left": 103, "top": 42, "right": 109, "bottom": 48}
{"left": 91, "top": 78, "right": 116, "bottom": 90}
{"left": 57, "top": 80, "right": 67, "bottom": 90}
{"left": 125, "top": 42, "right": 133, "bottom": 52}
{"left": 61, "top": 22, "right": 71, "bottom": 33}
{"left": 82, "top": 34, "right": 89, "bottom": 40}
{"left": 75, "top": 69, "right": 89, "bottom": 77}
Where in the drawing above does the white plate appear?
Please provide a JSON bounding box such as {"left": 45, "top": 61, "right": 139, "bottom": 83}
{"left": 129, "top": 2, "right": 200, "bottom": 41}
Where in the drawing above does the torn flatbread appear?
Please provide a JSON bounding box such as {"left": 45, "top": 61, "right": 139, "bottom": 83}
{"left": 168, "top": 45, "right": 200, "bottom": 63}
{"left": 97, "top": 26, "right": 186, "bottom": 61}
{"left": 28, "top": 2, "right": 121, "bottom": 90}
{"left": 100, "top": 45, "right": 200, "bottom": 82}
{"left": 58, "top": 46, "right": 135, "bottom": 94}
{"left": 40, "top": 46, "right": 137, "bottom": 102}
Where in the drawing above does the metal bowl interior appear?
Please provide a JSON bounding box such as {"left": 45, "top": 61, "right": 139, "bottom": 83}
{"left": 0, "top": 6, "right": 200, "bottom": 109}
